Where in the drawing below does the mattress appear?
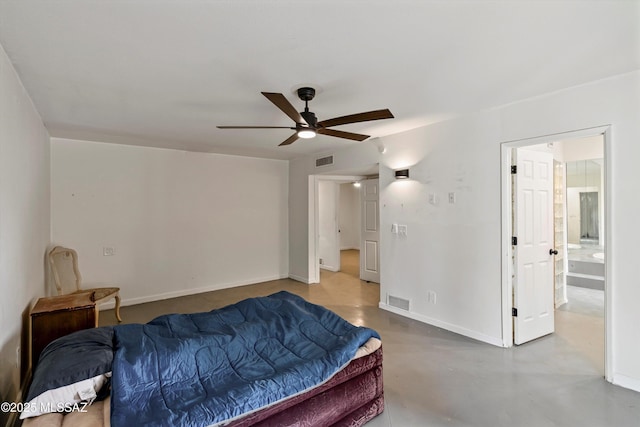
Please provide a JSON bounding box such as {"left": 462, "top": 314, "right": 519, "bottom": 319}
{"left": 23, "top": 339, "right": 384, "bottom": 427}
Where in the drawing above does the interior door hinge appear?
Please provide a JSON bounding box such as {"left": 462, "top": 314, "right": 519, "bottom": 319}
{"left": 512, "top": 236, "right": 517, "bottom": 246}
{"left": 511, "top": 165, "right": 517, "bottom": 174}
{"left": 512, "top": 308, "right": 518, "bottom": 317}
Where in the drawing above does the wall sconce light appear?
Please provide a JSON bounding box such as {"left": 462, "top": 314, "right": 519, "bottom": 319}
{"left": 395, "top": 169, "right": 410, "bottom": 179}
{"left": 353, "top": 181, "right": 361, "bottom": 188}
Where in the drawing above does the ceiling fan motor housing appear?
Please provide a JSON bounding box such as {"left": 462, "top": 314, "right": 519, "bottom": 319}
{"left": 297, "top": 87, "right": 316, "bottom": 101}
{"left": 300, "top": 110, "right": 317, "bottom": 127}
{"left": 297, "top": 87, "right": 318, "bottom": 127}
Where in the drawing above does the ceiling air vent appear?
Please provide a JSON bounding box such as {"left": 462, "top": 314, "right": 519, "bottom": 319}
{"left": 315, "top": 155, "right": 334, "bottom": 168}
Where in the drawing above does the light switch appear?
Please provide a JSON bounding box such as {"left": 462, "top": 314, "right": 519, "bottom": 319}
{"left": 103, "top": 247, "right": 115, "bottom": 256}
{"left": 398, "top": 225, "right": 408, "bottom": 236}
{"left": 391, "top": 224, "right": 399, "bottom": 234}
{"left": 428, "top": 193, "right": 437, "bottom": 205}
{"left": 448, "top": 192, "right": 456, "bottom": 204}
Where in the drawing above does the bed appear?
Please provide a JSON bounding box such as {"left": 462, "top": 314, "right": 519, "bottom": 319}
{"left": 21, "top": 291, "right": 384, "bottom": 426}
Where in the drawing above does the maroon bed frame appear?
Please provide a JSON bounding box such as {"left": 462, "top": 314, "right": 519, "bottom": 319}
{"left": 228, "top": 345, "right": 384, "bottom": 426}
{"left": 22, "top": 347, "right": 383, "bottom": 427}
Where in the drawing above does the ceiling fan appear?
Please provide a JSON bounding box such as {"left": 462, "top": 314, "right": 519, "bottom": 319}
{"left": 217, "top": 87, "right": 394, "bottom": 146}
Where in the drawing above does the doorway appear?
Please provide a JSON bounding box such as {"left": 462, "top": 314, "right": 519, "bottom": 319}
{"left": 338, "top": 249, "right": 361, "bottom": 279}
{"left": 501, "top": 126, "right": 611, "bottom": 380}
{"left": 312, "top": 167, "right": 380, "bottom": 286}
{"left": 337, "top": 181, "right": 361, "bottom": 278}
{"left": 317, "top": 179, "right": 362, "bottom": 273}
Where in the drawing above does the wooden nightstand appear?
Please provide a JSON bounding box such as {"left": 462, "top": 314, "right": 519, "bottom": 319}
{"left": 30, "top": 293, "right": 96, "bottom": 367}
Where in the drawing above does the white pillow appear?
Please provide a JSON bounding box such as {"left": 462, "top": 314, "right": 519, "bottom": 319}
{"left": 20, "top": 372, "right": 110, "bottom": 419}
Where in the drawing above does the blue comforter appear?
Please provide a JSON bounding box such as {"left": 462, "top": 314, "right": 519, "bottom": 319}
{"left": 111, "top": 291, "right": 379, "bottom": 426}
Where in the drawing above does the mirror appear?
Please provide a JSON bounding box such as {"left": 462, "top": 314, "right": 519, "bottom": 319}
{"left": 566, "top": 159, "right": 603, "bottom": 246}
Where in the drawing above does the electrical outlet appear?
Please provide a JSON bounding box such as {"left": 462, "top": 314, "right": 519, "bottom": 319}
{"left": 398, "top": 225, "right": 408, "bottom": 236}
{"left": 319, "top": 258, "right": 324, "bottom": 265}
{"left": 448, "top": 192, "right": 456, "bottom": 204}
{"left": 103, "top": 247, "right": 115, "bottom": 256}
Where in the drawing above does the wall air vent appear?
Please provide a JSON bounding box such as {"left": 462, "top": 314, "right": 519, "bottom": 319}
{"left": 315, "top": 155, "right": 334, "bottom": 168}
{"left": 388, "top": 295, "right": 410, "bottom": 311}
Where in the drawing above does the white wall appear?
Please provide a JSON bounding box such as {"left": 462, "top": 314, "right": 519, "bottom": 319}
{"left": 0, "top": 43, "right": 50, "bottom": 424}
{"left": 51, "top": 138, "right": 288, "bottom": 306}
{"left": 289, "top": 147, "right": 380, "bottom": 284}
{"left": 288, "top": 71, "right": 640, "bottom": 392}
{"left": 560, "top": 135, "right": 604, "bottom": 162}
{"left": 378, "top": 112, "right": 503, "bottom": 344}
{"left": 339, "top": 183, "right": 360, "bottom": 250}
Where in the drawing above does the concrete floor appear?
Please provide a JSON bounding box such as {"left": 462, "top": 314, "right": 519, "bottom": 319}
{"left": 100, "top": 250, "right": 640, "bottom": 426}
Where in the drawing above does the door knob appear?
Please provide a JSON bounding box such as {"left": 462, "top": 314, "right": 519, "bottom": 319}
{"left": 549, "top": 249, "right": 558, "bottom": 255}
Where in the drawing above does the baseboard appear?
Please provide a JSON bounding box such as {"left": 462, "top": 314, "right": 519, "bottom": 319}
{"left": 611, "top": 373, "right": 640, "bottom": 393}
{"left": 378, "top": 302, "right": 504, "bottom": 347}
{"left": 555, "top": 297, "right": 568, "bottom": 308}
{"left": 97, "top": 274, "right": 289, "bottom": 310}
{"left": 288, "top": 274, "right": 313, "bottom": 284}
{"left": 319, "top": 264, "right": 339, "bottom": 272}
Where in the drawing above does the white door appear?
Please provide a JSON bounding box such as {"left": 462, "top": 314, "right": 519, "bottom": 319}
{"left": 360, "top": 179, "right": 380, "bottom": 283}
{"left": 514, "top": 148, "right": 555, "bottom": 345}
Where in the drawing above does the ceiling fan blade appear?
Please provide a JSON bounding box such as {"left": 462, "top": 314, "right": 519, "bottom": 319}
{"left": 278, "top": 133, "right": 300, "bottom": 146}
{"left": 317, "top": 109, "right": 394, "bottom": 128}
{"left": 317, "top": 128, "right": 370, "bottom": 141}
{"left": 262, "top": 92, "right": 307, "bottom": 125}
{"left": 217, "top": 126, "right": 293, "bottom": 129}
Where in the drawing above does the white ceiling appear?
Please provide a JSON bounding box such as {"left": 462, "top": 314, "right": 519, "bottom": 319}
{"left": 0, "top": 1, "right": 638, "bottom": 160}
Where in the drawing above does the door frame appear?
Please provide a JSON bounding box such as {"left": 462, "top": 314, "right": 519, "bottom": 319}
{"left": 500, "top": 125, "right": 612, "bottom": 381}
{"left": 311, "top": 174, "right": 367, "bottom": 283}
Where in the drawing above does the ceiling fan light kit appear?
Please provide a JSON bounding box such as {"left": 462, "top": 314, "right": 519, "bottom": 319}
{"left": 217, "top": 86, "right": 394, "bottom": 147}
{"left": 297, "top": 129, "right": 317, "bottom": 139}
